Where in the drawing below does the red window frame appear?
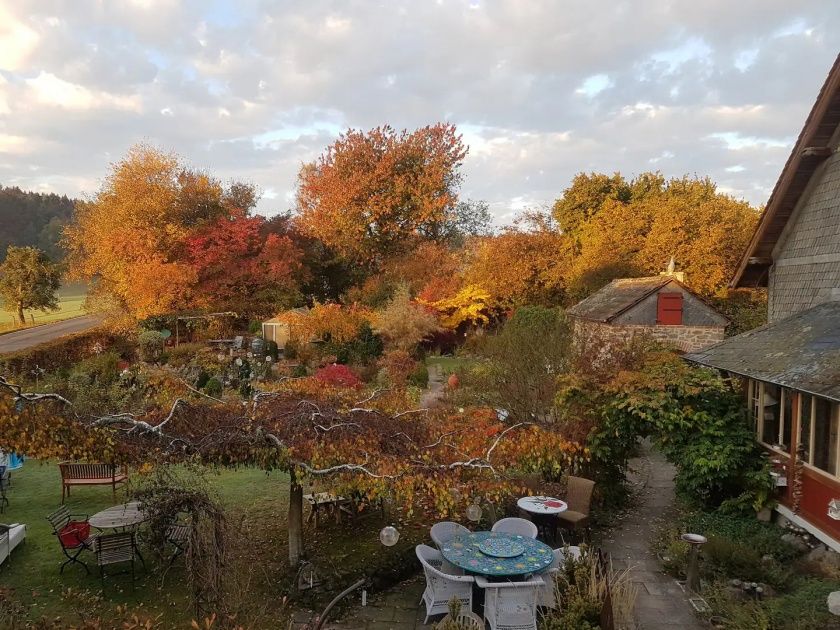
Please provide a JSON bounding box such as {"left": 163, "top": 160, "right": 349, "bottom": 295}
{"left": 657, "top": 292, "right": 683, "bottom": 325}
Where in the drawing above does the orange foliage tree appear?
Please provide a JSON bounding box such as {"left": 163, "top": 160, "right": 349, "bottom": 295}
{"left": 296, "top": 124, "right": 468, "bottom": 266}
{"left": 65, "top": 145, "right": 303, "bottom": 320}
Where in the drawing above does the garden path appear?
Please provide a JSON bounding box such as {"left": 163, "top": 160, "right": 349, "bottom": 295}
{"left": 419, "top": 363, "right": 445, "bottom": 409}
{"left": 598, "top": 442, "right": 703, "bottom": 629}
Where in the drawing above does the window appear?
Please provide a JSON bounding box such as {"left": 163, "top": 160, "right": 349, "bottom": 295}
{"left": 761, "top": 383, "right": 781, "bottom": 446}
{"left": 781, "top": 389, "right": 793, "bottom": 450}
{"left": 749, "top": 380, "right": 762, "bottom": 432}
{"left": 656, "top": 292, "right": 683, "bottom": 325}
{"left": 800, "top": 393, "right": 812, "bottom": 458}
{"left": 813, "top": 398, "right": 838, "bottom": 475}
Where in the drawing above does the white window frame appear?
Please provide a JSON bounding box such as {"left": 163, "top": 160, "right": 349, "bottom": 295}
{"left": 799, "top": 395, "right": 840, "bottom": 480}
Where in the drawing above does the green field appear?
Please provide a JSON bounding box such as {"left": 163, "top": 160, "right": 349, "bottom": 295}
{"left": 0, "top": 282, "right": 89, "bottom": 330}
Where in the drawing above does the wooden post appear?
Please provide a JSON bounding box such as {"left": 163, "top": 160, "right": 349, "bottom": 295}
{"left": 288, "top": 469, "right": 304, "bottom": 566}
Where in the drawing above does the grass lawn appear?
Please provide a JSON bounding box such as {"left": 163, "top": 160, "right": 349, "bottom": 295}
{"left": 0, "top": 282, "right": 89, "bottom": 331}
{"left": 0, "top": 460, "right": 293, "bottom": 627}
{"left": 425, "top": 355, "right": 474, "bottom": 375}
{"left": 0, "top": 461, "right": 426, "bottom": 628}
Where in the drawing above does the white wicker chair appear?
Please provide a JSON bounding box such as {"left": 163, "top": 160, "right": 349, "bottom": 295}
{"left": 430, "top": 521, "right": 470, "bottom": 548}
{"left": 416, "top": 544, "right": 474, "bottom": 624}
{"left": 491, "top": 517, "right": 538, "bottom": 539}
{"left": 0, "top": 523, "right": 25, "bottom": 566}
{"left": 475, "top": 574, "right": 544, "bottom": 630}
{"left": 536, "top": 546, "right": 582, "bottom": 609}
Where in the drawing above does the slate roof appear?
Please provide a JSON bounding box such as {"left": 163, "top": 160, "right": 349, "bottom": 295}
{"left": 567, "top": 276, "right": 673, "bottom": 323}
{"left": 684, "top": 301, "right": 840, "bottom": 402}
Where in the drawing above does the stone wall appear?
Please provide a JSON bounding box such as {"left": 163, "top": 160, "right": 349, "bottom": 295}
{"left": 769, "top": 150, "right": 840, "bottom": 323}
{"left": 575, "top": 319, "right": 725, "bottom": 353}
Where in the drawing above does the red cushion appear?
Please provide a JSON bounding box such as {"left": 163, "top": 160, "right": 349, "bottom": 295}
{"left": 59, "top": 521, "right": 90, "bottom": 548}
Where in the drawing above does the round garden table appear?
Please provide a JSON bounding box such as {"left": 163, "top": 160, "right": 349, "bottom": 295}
{"left": 89, "top": 501, "right": 146, "bottom": 530}
{"left": 516, "top": 495, "right": 568, "bottom": 516}
{"left": 441, "top": 531, "right": 554, "bottom": 577}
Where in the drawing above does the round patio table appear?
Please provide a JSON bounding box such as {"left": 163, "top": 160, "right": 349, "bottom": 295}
{"left": 516, "top": 495, "right": 568, "bottom": 515}
{"left": 441, "top": 531, "right": 553, "bottom": 577}
{"left": 89, "top": 501, "right": 146, "bottom": 530}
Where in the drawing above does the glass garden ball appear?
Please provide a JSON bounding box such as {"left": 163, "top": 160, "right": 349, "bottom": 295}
{"left": 379, "top": 526, "right": 400, "bottom": 547}
{"left": 466, "top": 504, "right": 482, "bottom": 522}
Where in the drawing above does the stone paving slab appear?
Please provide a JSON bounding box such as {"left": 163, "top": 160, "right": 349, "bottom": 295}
{"left": 599, "top": 445, "right": 703, "bottom": 630}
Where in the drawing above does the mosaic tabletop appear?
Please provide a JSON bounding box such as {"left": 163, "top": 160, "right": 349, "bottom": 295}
{"left": 441, "top": 531, "right": 553, "bottom": 577}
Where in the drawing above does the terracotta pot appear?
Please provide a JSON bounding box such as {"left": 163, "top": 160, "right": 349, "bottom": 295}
{"left": 117, "top": 360, "right": 131, "bottom": 371}
{"left": 447, "top": 373, "right": 460, "bottom": 389}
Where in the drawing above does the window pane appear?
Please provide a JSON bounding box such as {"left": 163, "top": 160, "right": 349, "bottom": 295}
{"left": 781, "top": 389, "right": 793, "bottom": 450}
{"left": 762, "top": 383, "right": 781, "bottom": 445}
{"left": 813, "top": 398, "right": 837, "bottom": 475}
{"left": 800, "top": 394, "right": 812, "bottom": 458}
{"left": 750, "top": 381, "right": 761, "bottom": 433}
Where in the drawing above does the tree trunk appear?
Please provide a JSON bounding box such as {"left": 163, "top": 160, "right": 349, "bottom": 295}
{"left": 16, "top": 303, "right": 25, "bottom": 326}
{"left": 288, "top": 470, "right": 304, "bottom": 566}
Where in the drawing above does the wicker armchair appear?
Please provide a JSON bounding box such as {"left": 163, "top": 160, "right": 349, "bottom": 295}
{"left": 476, "top": 574, "right": 544, "bottom": 630}
{"left": 416, "top": 544, "right": 474, "bottom": 624}
{"left": 556, "top": 476, "right": 595, "bottom": 542}
{"left": 491, "top": 517, "right": 538, "bottom": 539}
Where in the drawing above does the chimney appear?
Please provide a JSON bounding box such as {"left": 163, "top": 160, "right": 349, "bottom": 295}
{"left": 660, "top": 256, "right": 686, "bottom": 283}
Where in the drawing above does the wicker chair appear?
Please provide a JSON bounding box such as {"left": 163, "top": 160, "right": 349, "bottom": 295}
{"left": 476, "top": 574, "right": 544, "bottom": 630}
{"left": 491, "top": 517, "right": 538, "bottom": 539}
{"left": 536, "top": 546, "right": 583, "bottom": 609}
{"left": 430, "top": 521, "right": 470, "bottom": 548}
{"left": 94, "top": 532, "right": 137, "bottom": 591}
{"left": 556, "top": 476, "right": 595, "bottom": 542}
{"left": 46, "top": 505, "right": 97, "bottom": 574}
{"left": 416, "top": 544, "right": 474, "bottom": 624}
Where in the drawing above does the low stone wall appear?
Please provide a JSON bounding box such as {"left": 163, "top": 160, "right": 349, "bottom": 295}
{"left": 575, "top": 320, "right": 724, "bottom": 353}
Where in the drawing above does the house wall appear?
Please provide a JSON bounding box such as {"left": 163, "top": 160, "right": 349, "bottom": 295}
{"left": 574, "top": 319, "right": 724, "bottom": 353}
{"left": 768, "top": 150, "right": 840, "bottom": 323}
{"left": 613, "top": 281, "right": 728, "bottom": 327}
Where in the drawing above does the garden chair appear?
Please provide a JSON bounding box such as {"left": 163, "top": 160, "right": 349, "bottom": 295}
{"left": 430, "top": 521, "right": 470, "bottom": 548}
{"left": 556, "top": 476, "right": 595, "bottom": 542}
{"left": 535, "top": 546, "right": 583, "bottom": 609}
{"left": 475, "top": 574, "right": 544, "bottom": 630}
{"left": 0, "top": 467, "right": 8, "bottom": 513}
{"left": 94, "top": 532, "right": 137, "bottom": 592}
{"left": 46, "top": 505, "right": 96, "bottom": 574}
{"left": 166, "top": 520, "right": 190, "bottom": 566}
{"left": 0, "top": 523, "right": 26, "bottom": 567}
{"left": 491, "top": 517, "right": 538, "bottom": 539}
{"left": 416, "top": 544, "right": 474, "bottom": 624}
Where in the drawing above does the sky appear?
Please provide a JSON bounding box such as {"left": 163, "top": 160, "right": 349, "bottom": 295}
{"left": 0, "top": 1, "right": 837, "bottom": 223}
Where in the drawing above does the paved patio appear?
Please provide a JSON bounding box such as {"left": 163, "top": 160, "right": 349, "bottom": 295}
{"left": 295, "top": 442, "right": 702, "bottom": 630}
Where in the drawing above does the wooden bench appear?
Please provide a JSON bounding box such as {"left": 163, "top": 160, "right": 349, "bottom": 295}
{"left": 59, "top": 463, "right": 127, "bottom": 504}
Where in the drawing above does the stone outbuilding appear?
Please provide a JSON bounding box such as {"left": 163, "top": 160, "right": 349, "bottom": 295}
{"left": 567, "top": 274, "right": 728, "bottom": 353}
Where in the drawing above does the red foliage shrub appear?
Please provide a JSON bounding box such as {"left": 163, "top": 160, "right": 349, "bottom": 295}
{"left": 314, "top": 363, "right": 363, "bottom": 389}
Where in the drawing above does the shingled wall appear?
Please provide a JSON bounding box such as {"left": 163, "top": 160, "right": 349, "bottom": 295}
{"left": 769, "top": 150, "right": 840, "bottom": 323}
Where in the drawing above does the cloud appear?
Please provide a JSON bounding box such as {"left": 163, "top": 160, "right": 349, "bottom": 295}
{"left": 0, "top": 0, "right": 837, "bottom": 218}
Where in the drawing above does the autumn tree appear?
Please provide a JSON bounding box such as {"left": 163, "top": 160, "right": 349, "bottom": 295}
{"left": 373, "top": 284, "right": 440, "bottom": 352}
{"left": 296, "top": 124, "right": 468, "bottom": 266}
{"left": 551, "top": 172, "right": 631, "bottom": 237}
{"left": 464, "top": 212, "right": 572, "bottom": 308}
{"left": 556, "top": 173, "right": 759, "bottom": 298}
{"left": 65, "top": 145, "right": 302, "bottom": 319}
{"left": 0, "top": 245, "right": 62, "bottom": 325}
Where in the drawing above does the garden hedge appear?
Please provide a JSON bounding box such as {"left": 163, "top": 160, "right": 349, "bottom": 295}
{"left": 0, "top": 328, "right": 135, "bottom": 378}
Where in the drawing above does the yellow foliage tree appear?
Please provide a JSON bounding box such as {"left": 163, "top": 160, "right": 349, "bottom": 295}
{"left": 373, "top": 284, "right": 440, "bottom": 352}
{"left": 421, "top": 284, "right": 495, "bottom": 330}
